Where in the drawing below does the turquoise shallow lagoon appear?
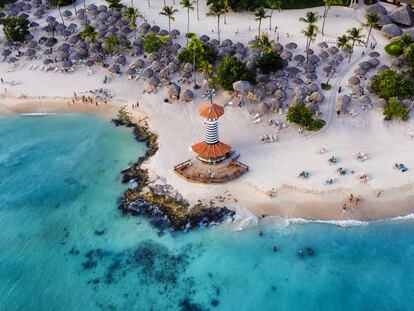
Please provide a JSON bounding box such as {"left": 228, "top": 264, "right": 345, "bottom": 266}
{"left": 1, "top": 114, "right": 414, "bottom": 311}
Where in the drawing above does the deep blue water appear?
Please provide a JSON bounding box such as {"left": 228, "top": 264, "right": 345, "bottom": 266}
{"left": 1, "top": 114, "right": 414, "bottom": 311}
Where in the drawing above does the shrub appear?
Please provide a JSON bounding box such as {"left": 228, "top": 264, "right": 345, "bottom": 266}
{"left": 286, "top": 102, "right": 325, "bottom": 131}
{"left": 384, "top": 41, "right": 403, "bottom": 56}
{"left": 0, "top": 0, "right": 16, "bottom": 8}
{"left": 383, "top": 98, "right": 410, "bottom": 121}
{"left": 216, "top": 56, "right": 256, "bottom": 91}
{"left": 143, "top": 34, "right": 162, "bottom": 53}
{"left": 0, "top": 16, "right": 29, "bottom": 42}
{"left": 47, "top": 0, "right": 75, "bottom": 6}
{"left": 404, "top": 44, "right": 414, "bottom": 74}
{"left": 321, "top": 83, "right": 332, "bottom": 90}
{"left": 255, "top": 51, "right": 283, "bottom": 74}
{"left": 371, "top": 70, "right": 414, "bottom": 99}
{"left": 103, "top": 35, "right": 130, "bottom": 55}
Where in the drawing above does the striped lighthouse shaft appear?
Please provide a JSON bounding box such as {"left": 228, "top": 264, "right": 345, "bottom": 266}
{"left": 204, "top": 119, "right": 219, "bottom": 144}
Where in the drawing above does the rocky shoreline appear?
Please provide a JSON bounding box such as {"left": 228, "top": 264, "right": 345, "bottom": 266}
{"left": 112, "top": 118, "right": 235, "bottom": 231}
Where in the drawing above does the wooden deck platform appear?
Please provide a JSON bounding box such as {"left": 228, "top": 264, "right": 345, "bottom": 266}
{"left": 174, "top": 158, "right": 248, "bottom": 184}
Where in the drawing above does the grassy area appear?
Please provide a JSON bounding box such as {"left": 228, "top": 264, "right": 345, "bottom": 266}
{"left": 278, "top": 0, "right": 349, "bottom": 9}
{"left": 228, "top": 0, "right": 349, "bottom": 12}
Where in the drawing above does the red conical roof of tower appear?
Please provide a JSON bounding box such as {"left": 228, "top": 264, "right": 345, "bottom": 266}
{"left": 191, "top": 141, "right": 231, "bottom": 159}
{"left": 199, "top": 103, "right": 224, "bottom": 119}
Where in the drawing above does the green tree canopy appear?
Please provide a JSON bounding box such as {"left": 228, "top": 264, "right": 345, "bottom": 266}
{"left": 216, "top": 55, "right": 255, "bottom": 90}
{"left": 143, "top": 33, "right": 163, "bottom": 53}
{"left": 0, "top": 16, "right": 29, "bottom": 42}
{"left": 255, "top": 50, "right": 283, "bottom": 74}
{"left": 287, "top": 102, "right": 325, "bottom": 131}
{"left": 371, "top": 70, "right": 414, "bottom": 99}
{"left": 383, "top": 98, "right": 410, "bottom": 121}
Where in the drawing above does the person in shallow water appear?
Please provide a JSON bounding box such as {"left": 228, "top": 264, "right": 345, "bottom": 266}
{"left": 273, "top": 246, "right": 278, "bottom": 252}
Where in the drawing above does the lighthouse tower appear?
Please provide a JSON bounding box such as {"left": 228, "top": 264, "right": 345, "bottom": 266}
{"left": 191, "top": 102, "right": 231, "bottom": 164}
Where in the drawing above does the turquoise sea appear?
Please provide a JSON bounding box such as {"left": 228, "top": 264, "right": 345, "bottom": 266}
{"left": 1, "top": 114, "right": 414, "bottom": 311}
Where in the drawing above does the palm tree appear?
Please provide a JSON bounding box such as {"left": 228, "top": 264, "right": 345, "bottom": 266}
{"left": 57, "top": 0, "right": 64, "bottom": 26}
{"left": 159, "top": 5, "right": 179, "bottom": 41}
{"left": 346, "top": 27, "right": 365, "bottom": 63}
{"left": 398, "top": 33, "right": 413, "bottom": 50}
{"left": 73, "top": 1, "right": 77, "bottom": 15}
{"left": 80, "top": 25, "right": 98, "bottom": 43}
{"left": 199, "top": 60, "right": 213, "bottom": 83}
{"left": 254, "top": 7, "right": 270, "bottom": 38}
{"left": 267, "top": 0, "right": 282, "bottom": 31}
{"left": 206, "top": 1, "right": 226, "bottom": 44}
{"left": 299, "top": 10, "right": 320, "bottom": 27}
{"left": 321, "top": 0, "right": 341, "bottom": 36}
{"left": 125, "top": 7, "right": 141, "bottom": 40}
{"left": 325, "top": 34, "right": 350, "bottom": 84}
{"left": 223, "top": 0, "right": 229, "bottom": 25}
{"left": 180, "top": 0, "right": 195, "bottom": 44}
{"left": 364, "top": 12, "right": 379, "bottom": 47}
{"left": 187, "top": 34, "right": 205, "bottom": 88}
{"left": 148, "top": 0, "right": 151, "bottom": 7}
{"left": 250, "top": 32, "right": 273, "bottom": 53}
{"left": 196, "top": 0, "right": 200, "bottom": 20}
{"left": 302, "top": 23, "right": 318, "bottom": 63}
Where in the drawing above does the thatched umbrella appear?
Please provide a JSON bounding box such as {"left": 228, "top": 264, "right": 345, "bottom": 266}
{"left": 182, "top": 89, "right": 194, "bottom": 102}
{"left": 348, "top": 76, "right": 361, "bottom": 86}
{"left": 293, "top": 54, "right": 305, "bottom": 64}
{"left": 251, "top": 86, "right": 265, "bottom": 100}
{"left": 151, "top": 60, "right": 163, "bottom": 71}
{"left": 43, "top": 58, "right": 53, "bottom": 65}
{"left": 274, "top": 89, "right": 286, "bottom": 100}
{"left": 285, "top": 42, "right": 297, "bottom": 50}
{"left": 307, "top": 83, "right": 319, "bottom": 94}
{"left": 85, "top": 60, "right": 95, "bottom": 67}
{"left": 352, "top": 85, "right": 364, "bottom": 96}
{"left": 309, "top": 54, "right": 320, "bottom": 64}
{"left": 147, "top": 52, "right": 159, "bottom": 62}
{"left": 264, "top": 81, "right": 278, "bottom": 94}
{"left": 336, "top": 95, "right": 351, "bottom": 114}
{"left": 354, "top": 67, "right": 367, "bottom": 77}
{"left": 327, "top": 46, "right": 339, "bottom": 54}
{"left": 171, "top": 29, "right": 180, "bottom": 38}
{"left": 158, "top": 68, "right": 169, "bottom": 80}
{"left": 142, "top": 68, "right": 154, "bottom": 79}
{"left": 359, "top": 61, "right": 372, "bottom": 70}
{"left": 391, "top": 57, "right": 403, "bottom": 67}
{"left": 168, "top": 83, "right": 181, "bottom": 100}
{"left": 318, "top": 51, "right": 329, "bottom": 60}
{"left": 307, "top": 102, "right": 319, "bottom": 112}
{"left": 167, "top": 62, "right": 179, "bottom": 72}
{"left": 62, "top": 60, "right": 73, "bottom": 68}
{"left": 183, "top": 62, "right": 193, "bottom": 72}
{"left": 148, "top": 76, "right": 160, "bottom": 87}
{"left": 368, "top": 58, "right": 380, "bottom": 67}
{"left": 318, "top": 42, "right": 328, "bottom": 50}
{"left": 286, "top": 66, "right": 300, "bottom": 77}
{"left": 359, "top": 95, "right": 372, "bottom": 105}
{"left": 221, "top": 39, "right": 233, "bottom": 47}
{"left": 310, "top": 91, "right": 324, "bottom": 103}
{"left": 389, "top": 5, "right": 414, "bottom": 27}
{"left": 27, "top": 40, "right": 38, "bottom": 48}
{"left": 366, "top": 3, "right": 388, "bottom": 15}
{"left": 8, "top": 56, "right": 18, "bottom": 63}
{"left": 256, "top": 102, "right": 270, "bottom": 114}
{"left": 273, "top": 42, "right": 284, "bottom": 52}
{"left": 108, "top": 64, "right": 120, "bottom": 74}
{"left": 24, "top": 48, "right": 36, "bottom": 57}
{"left": 199, "top": 35, "right": 210, "bottom": 42}
{"left": 132, "top": 58, "right": 145, "bottom": 69}
{"left": 376, "top": 64, "right": 389, "bottom": 73}
{"left": 369, "top": 51, "right": 380, "bottom": 58}
{"left": 302, "top": 63, "right": 316, "bottom": 73}
{"left": 305, "top": 73, "right": 318, "bottom": 82}
{"left": 233, "top": 80, "right": 252, "bottom": 95}
{"left": 269, "top": 98, "right": 282, "bottom": 112}
{"left": 382, "top": 24, "right": 402, "bottom": 38}
{"left": 280, "top": 50, "right": 292, "bottom": 60}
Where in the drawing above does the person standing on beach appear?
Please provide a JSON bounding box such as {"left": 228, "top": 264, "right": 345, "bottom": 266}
{"left": 1, "top": 78, "right": 3, "bottom": 84}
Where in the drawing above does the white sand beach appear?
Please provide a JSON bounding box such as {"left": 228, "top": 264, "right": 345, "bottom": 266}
{"left": 2, "top": 0, "right": 414, "bottom": 221}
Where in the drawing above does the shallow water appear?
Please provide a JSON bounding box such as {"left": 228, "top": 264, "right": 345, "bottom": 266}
{"left": 1, "top": 114, "right": 413, "bottom": 311}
